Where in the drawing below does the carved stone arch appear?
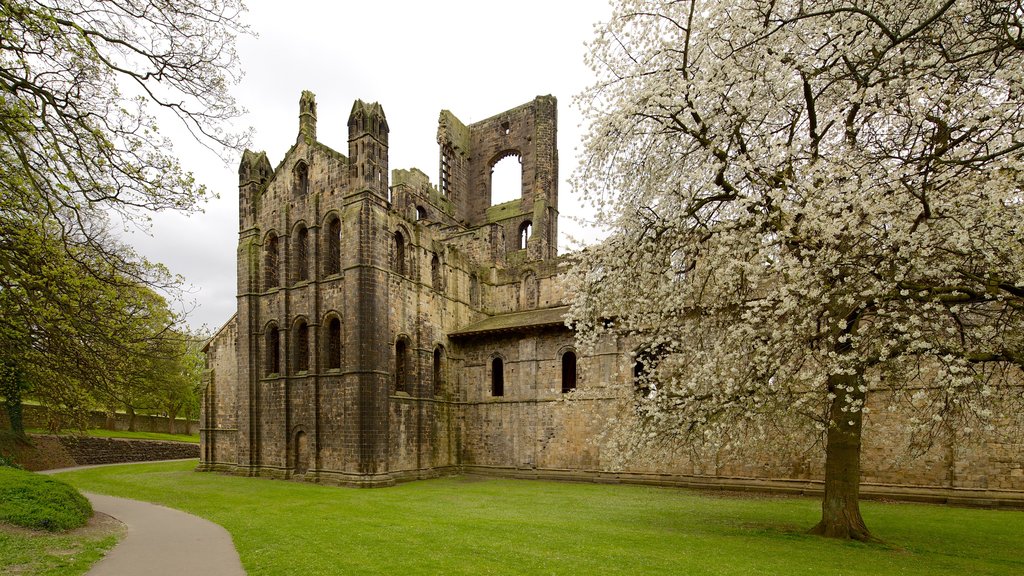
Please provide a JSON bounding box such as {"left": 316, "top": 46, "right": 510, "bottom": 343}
{"left": 290, "top": 425, "right": 309, "bottom": 475}
{"left": 263, "top": 320, "right": 282, "bottom": 376}
{"left": 430, "top": 251, "right": 444, "bottom": 292}
{"left": 291, "top": 316, "right": 311, "bottom": 373}
{"left": 322, "top": 211, "right": 342, "bottom": 276}
{"left": 291, "top": 220, "right": 311, "bottom": 284}
{"left": 489, "top": 149, "right": 523, "bottom": 206}
{"left": 519, "top": 269, "right": 538, "bottom": 309}
{"left": 432, "top": 344, "right": 447, "bottom": 397}
{"left": 392, "top": 225, "right": 412, "bottom": 277}
{"left": 394, "top": 334, "right": 413, "bottom": 394}
{"left": 321, "top": 311, "right": 343, "bottom": 371}
{"left": 292, "top": 160, "right": 309, "bottom": 197}
{"left": 489, "top": 352, "right": 506, "bottom": 397}
{"left": 263, "top": 230, "right": 281, "bottom": 290}
{"left": 557, "top": 345, "right": 578, "bottom": 393}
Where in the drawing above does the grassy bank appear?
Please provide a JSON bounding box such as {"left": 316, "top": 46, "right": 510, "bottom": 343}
{"left": 56, "top": 461, "right": 1023, "bottom": 576}
{"left": 0, "top": 466, "right": 121, "bottom": 575}
{"left": 27, "top": 428, "right": 199, "bottom": 444}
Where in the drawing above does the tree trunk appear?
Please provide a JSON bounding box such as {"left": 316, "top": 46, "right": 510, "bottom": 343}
{"left": 167, "top": 408, "right": 178, "bottom": 435}
{"left": 810, "top": 371, "right": 874, "bottom": 541}
{"left": 3, "top": 396, "right": 24, "bottom": 437}
{"left": 127, "top": 405, "right": 137, "bottom": 432}
{"left": 1, "top": 365, "right": 26, "bottom": 438}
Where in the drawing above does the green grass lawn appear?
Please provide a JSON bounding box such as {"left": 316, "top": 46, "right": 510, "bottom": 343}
{"left": 0, "top": 466, "right": 121, "bottom": 575}
{"left": 28, "top": 428, "right": 200, "bottom": 443}
{"left": 55, "top": 461, "right": 1023, "bottom": 576}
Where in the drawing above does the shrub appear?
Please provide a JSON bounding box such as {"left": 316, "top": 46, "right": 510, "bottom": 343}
{"left": 0, "top": 466, "right": 92, "bottom": 531}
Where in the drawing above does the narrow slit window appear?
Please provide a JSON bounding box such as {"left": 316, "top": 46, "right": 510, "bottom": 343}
{"left": 491, "top": 357, "right": 504, "bottom": 397}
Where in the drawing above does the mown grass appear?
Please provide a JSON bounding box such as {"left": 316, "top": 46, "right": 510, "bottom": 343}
{"left": 56, "top": 460, "right": 1024, "bottom": 576}
{"left": 0, "top": 467, "right": 91, "bottom": 531}
{"left": 0, "top": 465, "right": 120, "bottom": 575}
{"left": 0, "top": 524, "right": 120, "bottom": 576}
{"left": 28, "top": 428, "right": 200, "bottom": 443}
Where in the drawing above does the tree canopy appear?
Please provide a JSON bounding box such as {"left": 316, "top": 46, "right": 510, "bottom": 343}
{"left": 570, "top": 0, "right": 1024, "bottom": 540}
{"left": 0, "top": 0, "right": 248, "bottom": 430}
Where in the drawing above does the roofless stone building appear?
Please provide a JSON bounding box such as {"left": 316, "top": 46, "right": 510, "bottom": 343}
{"left": 199, "top": 93, "right": 1023, "bottom": 504}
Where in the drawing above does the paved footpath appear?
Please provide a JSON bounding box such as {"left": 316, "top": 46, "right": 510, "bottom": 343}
{"left": 44, "top": 463, "right": 246, "bottom": 575}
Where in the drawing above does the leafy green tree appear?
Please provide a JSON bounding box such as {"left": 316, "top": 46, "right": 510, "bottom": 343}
{"left": 571, "top": 0, "right": 1024, "bottom": 540}
{"left": 1, "top": 0, "right": 248, "bottom": 426}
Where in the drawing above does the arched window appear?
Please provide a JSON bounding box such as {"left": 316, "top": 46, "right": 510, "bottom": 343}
{"left": 264, "top": 233, "right": 280, "bottom": 290}
{"left": 326, "top": 317, "right": 342, "bottom": 370}
{"left": 561, "top": 351, "right": 577, "bottom": 393}
{"left": 490, "top": 153, "right": 521, "bottom": 206}
{"left": 416, "top": 206, "right": 427, "bottom": 221}
{"left": 395, "top": 337, "right": 410, "bottom": 393}
{"left": 295, "top": 225, "right": 309, "bottom": 283}
{"left": 491, "top": 357, "right": 504, "bottom": 397}
{"left": 265, "top": 325, "right": 280, "bottom": 376}
{"left": 325, "top": 216, "right": 341, "bottom": 276}
{"left": 294, "top": 161, "right": 309, "bottom": 197}
{"left": 393, "top": 231, "right": 406, "bottom": 276}
{"left": 433, "top": 346, "right": 446, "bottom": 396}
{"left": 519, "top": 221, "right": 532, "bottom": 250}
{"left": 431, "top": 254, "right": 441, "bottom": 291}
{"left": 633, "top": 346, "right": 664, "bottom": 399}
{"left": 470, "top": 273, "right": 480, "bottom": 307}
{"left": 294, "top": 320, "right": 309, "bottom": 372}
{"left": 293, "top": 430, "right": 308, "bottom": 474}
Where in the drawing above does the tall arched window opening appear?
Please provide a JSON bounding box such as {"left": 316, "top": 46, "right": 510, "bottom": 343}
{"left": 393, "top": 231, "right": 406, "bottom": 276}
{"left": 326, "top": 317, "right": 342, "bottom": 370}
{"left": 519, "top": 221, "right": 532, "bottom": 250}
{"left": 470, "top": 273, "right": 480, "bottom": 307}
{"left": 294, "top": 430, "right": 308, "bottom": 474}
{"left": 294, "top": 161, "right": 309, "bottom": 197}
{"left": 265, "top": 326, "right": 280, "bottom": 376}
{"left": 491, "top": 357, "right": 504, "bottom": 397}
{"left": 395, "top": 338, "right": 409, "bottom": 393}
{"left": 264, "top": 233, "right": 280, "bottom": 290}
{"left": 490, "top": 154, "right": 521, "bottom": 206}
{"left": 325, "top": 216, "right": 341, "bottom": 276}
{"left": 431, "top": 254, "right": 441, "bottom": 291}
{"left": 294, "top": 320, "right": 309, "bottom": 372}
{"left": 561, "top": 351, "right": 577, "bottom": 393}
{"left": 295, "top": 225, "right": 309, "bottom": 283}
{"left": 433, "top": 346, "right": 446, "bottom": 396}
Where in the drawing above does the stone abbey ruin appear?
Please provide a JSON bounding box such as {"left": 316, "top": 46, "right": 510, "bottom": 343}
{"left": 199, "top": 92, "right": 1023, "bottom": 504}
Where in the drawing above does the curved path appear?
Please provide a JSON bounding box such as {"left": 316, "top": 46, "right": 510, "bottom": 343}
{"left": 44, "top": 463, "right": 246, "bottom": 575}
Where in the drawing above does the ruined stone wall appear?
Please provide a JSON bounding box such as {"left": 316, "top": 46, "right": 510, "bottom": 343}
{"left": 200, "top": 316, "right": 238, "bottom": 469}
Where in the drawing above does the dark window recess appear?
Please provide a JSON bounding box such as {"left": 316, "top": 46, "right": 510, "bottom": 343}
{"left": 266, "top": 327, "right": 280, "bottom": 376}
{"left": 326, "top": 217, "right": 341, "bottom": 275}
{"left": 393, "top": 232, "right": 406, "bottom": 276}
{"left": 431, "top": 254, "right": 441, "bottom": 291}
{"left": 561, "top": 351, "right": 577, "bottom": 393}
{"left": 433, "top": 346, "right": 445, "bottom": 396}
{"left": 491, "top": 357, "right": 504, "bottom": 397}
{"left": 296, "top": 226, "right": 309, "bottom": 282}
{"left": 265, "top": 234, "right": 280, "bottom": 289}
{"left": 395, "top": 339, "right": 408, "bottom": 393}
{"left": 295, "top": 322, "right": 309, "bottom": 372}
{"left": 327, "top": 318, "right": 342, "bottom": 370}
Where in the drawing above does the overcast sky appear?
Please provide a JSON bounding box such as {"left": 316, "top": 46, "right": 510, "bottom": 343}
{"left": 125, "top": 0, "right": 613, "bottom": 331}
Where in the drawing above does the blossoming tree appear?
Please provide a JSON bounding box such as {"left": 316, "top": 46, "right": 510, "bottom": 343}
{"left": 569, "top": 0, "right": 1024, "bottom": 540}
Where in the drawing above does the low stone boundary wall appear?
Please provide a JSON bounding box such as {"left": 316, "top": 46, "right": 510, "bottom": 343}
{"left": 1, "top": 405, "right": 199, "bottom": 435}
{"left": 53, "top": 435, "right": 199, "bottom": 465}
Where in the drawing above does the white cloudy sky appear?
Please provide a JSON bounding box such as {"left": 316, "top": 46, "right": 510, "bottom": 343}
{"left": 125, "top": 0, "right": 613, "bottom": 331}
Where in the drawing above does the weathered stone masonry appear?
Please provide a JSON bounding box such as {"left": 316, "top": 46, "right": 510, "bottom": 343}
{"left": 200, "top": 92, "right": 1023, "bottom": 505}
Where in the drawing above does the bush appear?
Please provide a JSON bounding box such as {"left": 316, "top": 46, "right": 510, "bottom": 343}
{"left": 0, "top": 466, "right": 92, "bottom": 531}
